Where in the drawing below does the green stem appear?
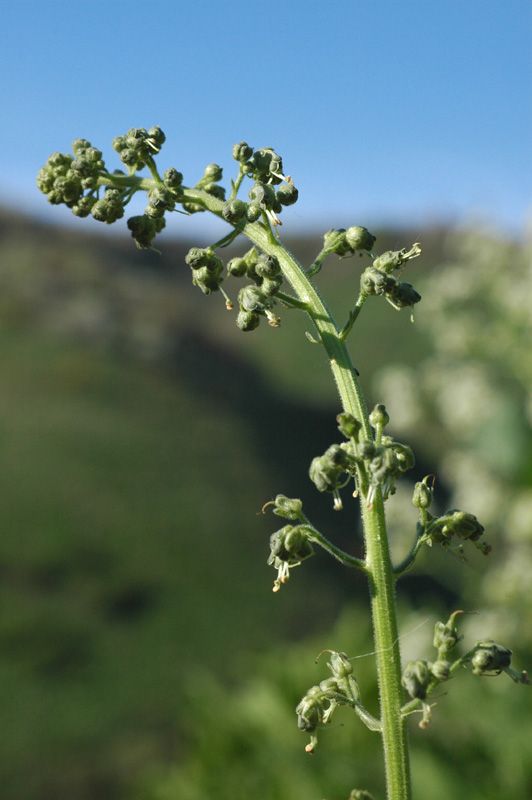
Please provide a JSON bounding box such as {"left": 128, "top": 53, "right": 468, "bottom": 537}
{"left": 178, "top": 189, "right": 411, "bottom": 799}
{"left": 302, "top": 525, "right": 367, "bottom": 573}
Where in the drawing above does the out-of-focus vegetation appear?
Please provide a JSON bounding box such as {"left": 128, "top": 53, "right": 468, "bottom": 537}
{"left": 0, "top": 209, "right": 530, "bottom": 799}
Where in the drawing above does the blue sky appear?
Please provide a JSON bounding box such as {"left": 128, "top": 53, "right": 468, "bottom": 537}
{"left": 2, "top": 0, "right": 531, "bottom": 235}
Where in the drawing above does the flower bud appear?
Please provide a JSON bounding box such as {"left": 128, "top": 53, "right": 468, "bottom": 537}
{"left": 236, "top": 310, "right": 260, "bottom": 331}
{"left": 430, "top": 659, "right": 451, "bottom": 681}
{"left": 222, "top": 199, "right": 248, "bottom": 224}
{"left": 71, "top": 195, "right": 96, "bottom": 218}
{"left": 345, "top": 226, "right": 376, "bottom": 252}
{"left": 323, "top": 228, "right": 351, "bottom": 256}
{"left": 163, "top": 167, "right": 183, "bottom": 189}
{"left": 276, "top": 183, "right": 299, "bottom": 206}
{"left": 360, "top": 267, "right": 396, "bottom": 296}
{"left": 261, "top": 276, "right": 283, "bottom": 297}
{"left": 369, "top": 403, "right": 390, "bottom": 430}
{"left": 202, "top": 163, "right": 223, "bottom": 182}
{"left": 337, "top": 412, "right": 362, "bottom": 440}
{"left": 433, "top": 611, "right": 463, "bottom": 656}
{"left": 386, "top": 282, "right": 421, "bottom": 309}
{"left": 192, "top": 265, "right": 223, "bottom": 294}
{"left": 271, "top": 494, "right": 303, "bottom": 520}
{"left": 402, "top": 660, "right": 432, "bottom": 700}
{"left": 227, "top": 257, "right": 248, "bottom": 277}
{"left": 238, "top": 285, "right": 270, "bottom": 313}
{"left": 255, "top": 254, "right": 281, "bottom": 278}
{"left": 232, "top": 141, "right": 253, "bottom": 162}
{"left": 373, "top": 243, "right": 421, "bottom": 273}
{"left": 471, "top": 642, "right": 512, "bottom": 676}
{"left": 328, "top": 651, "right": 353, "bottom": 678}
{"left": 349, "top": 791, "right": 375, "bottom": 800}
{"left": 147, "top": 125, "right": 166, "bottom": 150}
{"left": 246, "top": 204, "right": 262, "bottom": 222}
{"left": 412, "top": 476, "right": 433, "bottom": 510}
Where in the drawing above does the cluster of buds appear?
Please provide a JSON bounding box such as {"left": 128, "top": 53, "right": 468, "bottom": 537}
{"left": 309, "top": 443, "right": 358, "bottom": 510}
{"left": 184, "top": 247, "right": 225, "bottom": 295}
{"left": 309, "top": 407, "right": 414, "bottom": 509}
{"left": 232, "top": 250, "right": 283, "bottom": 331}
{"left": 322, "top": 226, "right": 377, "bottom": 258}
{"left": 232, "top": 142, "right": 298, "bottom": 225}
{"left": 267, "top": 524, "right": 314, "bottom": 592}
{"left": 37, "top": 142, "right": 106, "bottom": 216}
{"left": 402, "top": 611, "right": 528, "bottom": 729}
{"left": 412, "top": 476, "right": 491, "bottom": 556}
{"left": 112, "top": 126, "right": 166, "bottom": 170}
{"left": 296, "top": 651, "right": 360, "bottom": 752}
{"left": 360, "top": 435, "right": 415, "bottom": 505}
{"left": 360, "top": 243, "right": 422, "bottom": 316}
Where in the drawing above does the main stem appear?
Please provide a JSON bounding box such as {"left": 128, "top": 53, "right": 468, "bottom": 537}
{"left": 242, "top": 223, "right": 412, "bottom": 800}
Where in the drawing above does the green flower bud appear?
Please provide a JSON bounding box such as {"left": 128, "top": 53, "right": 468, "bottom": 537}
{"left": 236, "top": 309, "right": 260, "bottom": 331}
{"left": 276, "top": 182, "right": 299, "bottom": 206}
{"left": 261, "top": 276, "right": 283, "bottom": 297}
{"left": 147, "top": 125, "right": 166, "bottom": 150}
{"left": 386, "top": 281, "right": 421, "bottom": 309}
{"left": 238, "top": 285, "right": 270, "bottom": 313}
{"left": 369, "top": 403, "right": 390, "bottom": 430}
{"left": 185, "top": 247, "right": 223, "bottom": 272}
{"left": 361, "top": 267, "right": 396, "bottom": 296}
{"left": 72, "top": 138, "right": 92, "bottom": 155}
{"left": 433, "top": 611, "right": 463, "bottom": 655}
{"left": 227, "top": 256, "right": 248, "bottom": 277}
{"left": 71, "top": 195, "right": 96, "bottom": 218}
{"left": 163, "top": 167, "right": 183, "bottom": 189}
{"left": 402, "top": 660, "right": 432, "bottom": 700}
{"left": 345, "top": 226, "right": 376, "bottom": 252}
{"left": 412, "top": 476, "right": 433, "bottom": 510}
{"left": 202, "top": 163, "right": 223, "bottom": 182}
{"left": 349, "top": 791, "right": 375, "bottom": 800}
{"left": 268, "top": 524, "right": 314, "bottom": 591}
{"left": 323, "top": 228, "right": 351, "bottom": 256}
{"left": 271, "top": 494, "right": 303, "bottom": 520}
{"left": 309, "top": 444, "right": 352, "bottom": 493}
{"left": 249, "top": 182, "right": 276, "bottom": 208}
{"left": 232, "top": 141, "right": 253, "bottom": 162}
{"left": 249, "top": 148, "right": 284, "bottom": 184}
{"left": 337, "top": 412, "right": 362, "bottom": 440}
{"left": 246, "top": 203, "right": 262, "bottom": 222}
{"left": 255, "top": 254, "right": 280, "bottom": 279}
{"left": 222, "top": 199, "right": 248, "bottom": 224}
{"left": 328, "top": 651, "right": 353, "bottom": 678}
{"left": 127, "top": 214, "right": 160, "bottom": 248}
{"left": 471, "top": 642, "right": 512, "bottom": 676}
{"left": 373, "top": 243, "right": 422, "bottom": 272}
{"left": 430, "top": 659, "right": 451, "bottom": 681}
{"left": 192, "top": 265, "right": 223, "bottom": 294}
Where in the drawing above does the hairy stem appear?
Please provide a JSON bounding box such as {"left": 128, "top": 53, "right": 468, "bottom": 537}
{"left": 177, "top": 188, "right": 410, "bottom": 800}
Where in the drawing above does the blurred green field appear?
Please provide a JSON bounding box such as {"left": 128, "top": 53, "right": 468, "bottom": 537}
{"left": 0, "top": 210, "right": 530, "bottom": 799}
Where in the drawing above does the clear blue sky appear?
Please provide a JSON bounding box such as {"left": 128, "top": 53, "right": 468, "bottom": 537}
{"left": 2, "top": 0, "right": 531, "bottom": 235}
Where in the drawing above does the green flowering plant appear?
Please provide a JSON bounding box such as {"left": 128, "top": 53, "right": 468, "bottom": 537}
{"left": 37, "top": 128, "right": 528, "bottom": 800}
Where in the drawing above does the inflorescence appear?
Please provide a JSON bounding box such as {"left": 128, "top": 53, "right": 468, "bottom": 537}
{"left": 37, "top": 127, "right": 424, "bottom": 334}
{"left": 38, "top": 128, "right": 529, "bottom": 775}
